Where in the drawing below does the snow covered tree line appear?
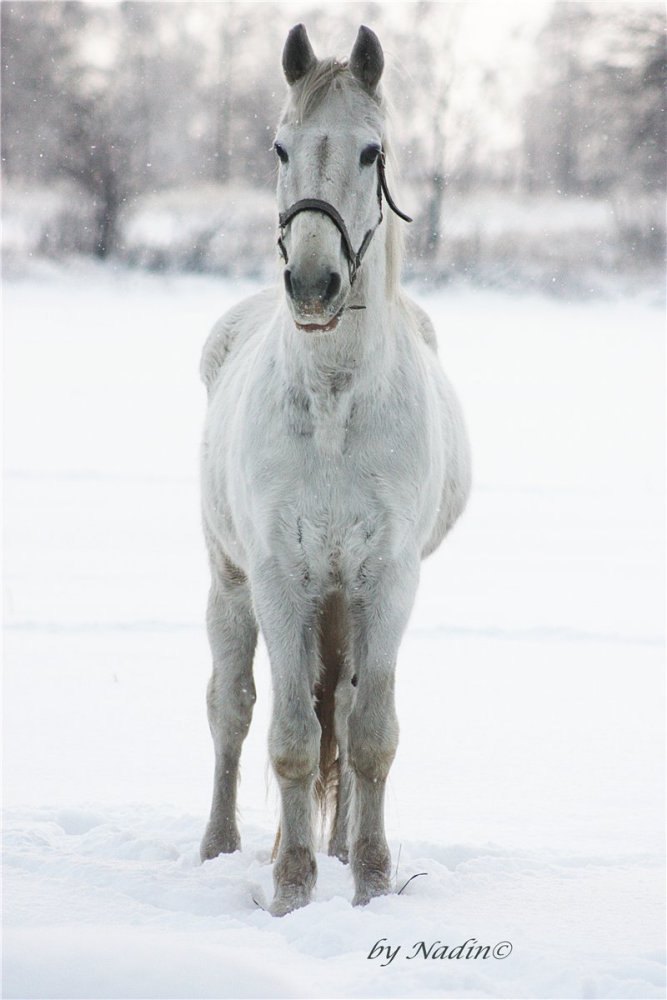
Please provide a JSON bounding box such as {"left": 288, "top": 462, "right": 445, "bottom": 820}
{"left": 1, "top": 0, "right": 664, "bottom": 289}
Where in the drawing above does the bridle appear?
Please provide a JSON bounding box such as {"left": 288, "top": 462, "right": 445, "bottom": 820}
{"left": 277, "top": 149, "right": 412, "bottom": 286}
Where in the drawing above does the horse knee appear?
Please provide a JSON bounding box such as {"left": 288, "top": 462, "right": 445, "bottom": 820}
{"left": 271, "top": 748, "right": 320, "bottom": 782}
{"left": 349, "top": 742, "right": 396, "bottom": 783}
{"left": 207, "top": 673, "right": 256, "bottom": 735}
{"left": 348, "top": 713, "right": 398, "bottom": 782}
{"left": 270, "top": 718, "right": 320, "bottom": 782}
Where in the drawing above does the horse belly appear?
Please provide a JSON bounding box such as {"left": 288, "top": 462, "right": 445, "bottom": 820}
{"left": 422, "top": 366, "right": 472, "bottom": 555}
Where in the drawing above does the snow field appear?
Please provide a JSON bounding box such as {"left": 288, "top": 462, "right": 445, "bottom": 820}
{"left": 3, "top": 264, "right": 665, "bottom": 998}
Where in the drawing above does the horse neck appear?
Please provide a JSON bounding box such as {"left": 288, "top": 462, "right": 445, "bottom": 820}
{"left": 280, "top": 223, "right": 396, "bottom": 393}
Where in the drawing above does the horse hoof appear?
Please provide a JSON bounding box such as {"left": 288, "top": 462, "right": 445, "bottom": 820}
{"left": 328, "top": 841, "right": 349, "bottom": 864}
{"left": 351, "top": 837, "right": 391, "bottom": 903}
{"left": 271, "top": 845, "right": 316, "bottom": 913}
{"left": 200, "top": 826, "right": 241, "bottom": 861}
{"left": 352, "top": 878, "right": 391, "bottom": 907}
{"left": 269, "top": 885, "right": 312, "bottom": 916}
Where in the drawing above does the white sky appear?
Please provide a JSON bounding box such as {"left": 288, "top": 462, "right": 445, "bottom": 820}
{"left": 80, "top": 0, "right": 557, "bottom": 170}
{"left": 81, "top": 0, "right": 602, "bottom": 167}
{"left": 84, "top": 1, "right": 554, "bottom": 65}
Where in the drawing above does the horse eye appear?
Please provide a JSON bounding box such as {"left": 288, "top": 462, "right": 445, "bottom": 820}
{"left": 360, "top": 144, "right": 381, "bottom": 167}
{"left": 274, "top": 142, "right": 289, "bottom": 164}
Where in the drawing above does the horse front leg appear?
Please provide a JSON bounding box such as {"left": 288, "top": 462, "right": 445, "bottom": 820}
{"left": 252, "top": 562, "right": 321, "bottom": 916}
{"left": 348, "top": 551, "right": 419, "bottom": 906}
{"left": 201, "top": 563, "right": 258, "bottom": 861}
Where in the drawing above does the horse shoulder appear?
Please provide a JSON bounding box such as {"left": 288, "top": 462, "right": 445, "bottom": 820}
{"left": 200, "top": 286, "right": 279, "bottom": 395}
{"left": 402, "top": 294, "right": 438, "bottom": 353}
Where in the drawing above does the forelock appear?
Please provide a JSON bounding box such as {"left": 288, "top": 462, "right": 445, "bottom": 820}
{"left": 283, "top": 57, "right": 384, "bottom": 124}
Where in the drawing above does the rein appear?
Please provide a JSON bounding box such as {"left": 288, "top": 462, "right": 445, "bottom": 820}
{"left": 277, "top": 150, "right": 412, "bottom": 286}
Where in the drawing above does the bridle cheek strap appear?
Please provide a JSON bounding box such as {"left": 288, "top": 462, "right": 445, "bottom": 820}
{"left": 277, "top": 151, "right": 412, "bottom": 286}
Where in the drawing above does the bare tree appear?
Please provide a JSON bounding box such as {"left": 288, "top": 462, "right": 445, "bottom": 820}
{"left": 391, "top": 2, "right": 465, "bottom": 260}
{"left": 1, "top": 1, "right": 86, "bottom": 180}
{"left": 523, "top": 2, "right": 665, "bottom": 197}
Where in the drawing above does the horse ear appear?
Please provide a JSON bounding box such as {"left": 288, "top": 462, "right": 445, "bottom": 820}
{"left": 282, "top": 24, "right": 317, "bottom": 85}
{"left": 349, "top": 25, "right": 384, "bottom": 93}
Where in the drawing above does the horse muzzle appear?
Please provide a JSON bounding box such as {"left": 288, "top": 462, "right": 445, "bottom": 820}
{"left": 284, "top": 262, "right": 347, "bottom": 332}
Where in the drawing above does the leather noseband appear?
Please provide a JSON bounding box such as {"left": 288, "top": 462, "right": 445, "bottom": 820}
{"left": 277, "top": 150, "right": 412, "bottom": 286}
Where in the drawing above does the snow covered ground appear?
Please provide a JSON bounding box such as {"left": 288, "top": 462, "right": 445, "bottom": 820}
{"left": 3, "top": 263, "right": 665, "bottom": 999}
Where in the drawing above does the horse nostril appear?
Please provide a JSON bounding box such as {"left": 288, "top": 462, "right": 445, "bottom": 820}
{"left": 284, "top": 269, "right": 294, "bottom": 299}
{"left": 324, "top": 271, "right": 341, "bottom": 302}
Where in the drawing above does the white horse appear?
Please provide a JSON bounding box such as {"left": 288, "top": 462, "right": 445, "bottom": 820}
{"left": 199, "top": 24, "right": 471, "bottom": 916}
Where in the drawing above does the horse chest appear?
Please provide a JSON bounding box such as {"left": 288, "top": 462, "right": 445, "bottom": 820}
{"left": 240, "top": 395, "right": 425, "bottom": 583}
{"left": 270, "top": 472, "right": 402, "bottom": 589}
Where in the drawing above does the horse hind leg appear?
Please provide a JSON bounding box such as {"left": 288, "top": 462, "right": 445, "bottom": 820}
{"left": 328, "top": 651, "right": 354, "bottom": 863}
{"left": 304, "top": 589, "right": 351, "bottom": 864}
{"left": 200, "top": 558, "right": 258, "bottom": 861}
{"left": 328, "top": 708, "right": 353, "bottom": 862}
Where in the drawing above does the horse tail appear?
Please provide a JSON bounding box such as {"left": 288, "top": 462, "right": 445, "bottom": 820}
{"left": 314, "top": 590, "right": 346, "bottom": 828}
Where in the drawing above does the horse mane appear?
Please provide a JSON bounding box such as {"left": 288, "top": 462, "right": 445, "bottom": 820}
{"left": 283, "top": 57, "right": 405, "bottom": 301}
{"left": 287, "top": 57, "right": 380, "bottom": 121}
{"left": 381, "top": 140, "right": 405, "bottom": 301}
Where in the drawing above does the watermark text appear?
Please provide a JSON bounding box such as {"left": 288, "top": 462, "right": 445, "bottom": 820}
{"left": 367, "top": 937, "right": 513, "bottom": 966}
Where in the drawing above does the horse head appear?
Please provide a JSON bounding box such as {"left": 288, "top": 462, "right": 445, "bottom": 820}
{"left": 275, "top": 25, "right": 392, "bottom": 333}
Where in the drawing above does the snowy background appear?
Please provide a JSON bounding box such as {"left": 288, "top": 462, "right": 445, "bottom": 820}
{"left": 2, "top": 1, "right": 664, "bottom": 293}
{"left": 2, "top": 1, "right": 666, "bottom": 998}
{"left": 3, "top": 263, "right": 664, "bottom": 999}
